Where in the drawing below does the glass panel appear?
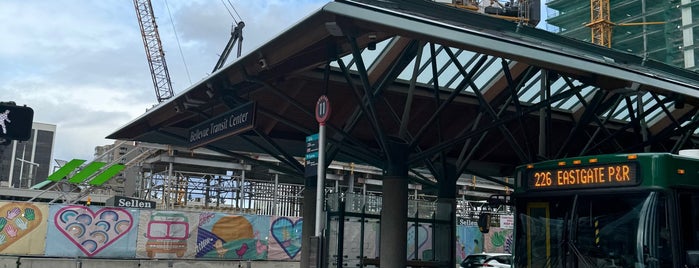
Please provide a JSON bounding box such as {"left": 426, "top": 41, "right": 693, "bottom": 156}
{"left": 515, "top": 192, "right": 665, "bottom": 268}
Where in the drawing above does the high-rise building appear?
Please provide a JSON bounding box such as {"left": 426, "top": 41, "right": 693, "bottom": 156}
{"left": 93, "top": 141, "right": 141, "bottom": 196}
{"left": 546, "top": 0, "right": 697, "bottom": 71}
{"left": 0, "top": 122, "right": 56, "bottom": 188}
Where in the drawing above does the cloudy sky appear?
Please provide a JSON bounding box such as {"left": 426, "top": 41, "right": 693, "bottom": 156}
{"left": 1, "top": 0, "right": 551, "bottom": 169}
{"left": 0, "top": 0, "right": 330, "bottom": 164}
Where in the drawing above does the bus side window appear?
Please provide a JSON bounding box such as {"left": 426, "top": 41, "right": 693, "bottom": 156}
{"left": 679, "top": 192, "right": 699, "bottom": 266}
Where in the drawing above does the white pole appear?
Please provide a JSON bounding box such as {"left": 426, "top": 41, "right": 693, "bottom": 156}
{"left": 314, "top": 124, "right": 326, "bottom": 236}
{"left": 18, "top": 143, "right": 26, "bottom": 188}
{"left": 166, "top": 162, "right": 173, "bottom": 209}
{"left": 274, "top": 173, "right": 279, "bottom": 216}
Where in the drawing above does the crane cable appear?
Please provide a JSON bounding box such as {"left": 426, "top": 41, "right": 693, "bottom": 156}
{"left": 228, "top": 0, "right": 243, "bottom": 22}
{"left": 163, "top": 0, "right": 192, "bottom": 84}
{"left": 221, "top": 0, "right": 243, "bottom": 23}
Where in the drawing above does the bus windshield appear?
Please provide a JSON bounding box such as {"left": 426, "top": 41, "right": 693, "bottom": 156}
{"left": 514, "top": 191, "right": 671, "bottom": 268}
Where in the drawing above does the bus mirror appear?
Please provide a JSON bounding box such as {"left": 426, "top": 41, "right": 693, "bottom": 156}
{"left": 478, "top": 213, "right": 491, "bottom": 233}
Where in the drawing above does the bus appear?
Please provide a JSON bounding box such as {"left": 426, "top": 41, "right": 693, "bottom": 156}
{"left": 487, "top": 152, "right": 699, "bottom": 268}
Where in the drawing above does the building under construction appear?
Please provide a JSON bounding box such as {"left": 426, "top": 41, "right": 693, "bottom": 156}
{"left": 546, "top": 0, "right": 698, "bottom": 71}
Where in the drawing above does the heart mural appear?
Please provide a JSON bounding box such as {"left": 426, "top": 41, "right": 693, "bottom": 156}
{"left": 270, "top": 217, "right": 302, "bottom": 259}
{"left": 54, "top": 206, "right": 133, "bottom": 257}
{"left": 0, "top": 203, "right": 43, "bottom": 252}
{"left": 407, "top": 224, "right": 429, "bottom": 259}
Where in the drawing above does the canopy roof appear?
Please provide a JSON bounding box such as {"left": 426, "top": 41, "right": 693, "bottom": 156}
{"left": 109, "top": 0, "right": 699, "bottom": 196}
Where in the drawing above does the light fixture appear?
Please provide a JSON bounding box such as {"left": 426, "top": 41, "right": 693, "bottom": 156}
{"left": 367, "top": 34, "right": 377, "bottom": 51}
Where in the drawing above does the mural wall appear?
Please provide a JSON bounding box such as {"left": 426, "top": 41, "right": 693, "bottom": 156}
{"left": 46, "top": 205, "right": 139, "bottom": 257}
{"left": 0, "top": 203, "right": 303, "bottom": 261}
{"left": 455, "top": 214, "right": 514, "bottom": 263}
{"left": 0, "top": 202, "right": 510, "bottom": 263}
{"left": 135, "top": 210, "right": 199, "bottom": 258}
{"left": 0, "top": 202, "right": 48, "bottom": 255}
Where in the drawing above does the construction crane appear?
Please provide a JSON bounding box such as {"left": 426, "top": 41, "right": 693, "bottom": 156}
{"left": 212, "top": 21, "right": 245, "bottom": 73}
{"left": 212, "top": 1, "right": 246, "bottom": 73}
{"left": 133, "top": 0, "right": 175, "bottom": 103}
{"left": 587, "top": 0, "right": 614, "bottom": 47}
{"left": 586, "top": 0, "right": 664, "bottom": 48}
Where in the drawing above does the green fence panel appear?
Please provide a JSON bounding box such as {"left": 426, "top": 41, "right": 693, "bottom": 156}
{"left": 88, "top": 164, "right": 125, "bottom": 186}
{"left": 46, "top": 159, "right": 86, "bottom": 182}
{"left": 67, "top": 162, "right": 106, "bottom": 184}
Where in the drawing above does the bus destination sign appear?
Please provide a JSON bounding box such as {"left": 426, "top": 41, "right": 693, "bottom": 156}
{"left": 526, "top": 162, "right": 639, "bottom": 190}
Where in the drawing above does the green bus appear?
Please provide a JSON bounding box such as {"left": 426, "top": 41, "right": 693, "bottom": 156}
{"left": 504, "top": 152, "right": 699, "bottom": 268}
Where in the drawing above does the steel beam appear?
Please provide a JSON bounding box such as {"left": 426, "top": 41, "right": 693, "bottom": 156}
{"left": 410, "top": 86, "right": 580, "bottom": 164}
{"left": 346, "top": 34, "right": 390, "bottom": 161}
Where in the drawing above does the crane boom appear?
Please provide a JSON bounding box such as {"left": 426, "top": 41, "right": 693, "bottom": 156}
{"left": 213, "top": 21, "right": 245, "bottom": 73}
{"left": 133, "top": 0, "right": 174, "bottom": 103}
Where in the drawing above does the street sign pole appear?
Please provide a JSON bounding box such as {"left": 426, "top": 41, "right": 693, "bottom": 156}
{"left": 314, "top": 95, "right": 331, "bottom": 237}
{"left": 315, "top": 123, "right": 326, "bottom": 237}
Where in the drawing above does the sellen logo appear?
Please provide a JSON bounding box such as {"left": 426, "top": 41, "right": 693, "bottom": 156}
{"left": 47, "top": 159, "right": 125, "bottom": 186}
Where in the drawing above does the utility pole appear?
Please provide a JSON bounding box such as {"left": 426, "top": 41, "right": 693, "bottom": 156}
{"left": 17, "top": 158, "right": 39, "bottom": 188}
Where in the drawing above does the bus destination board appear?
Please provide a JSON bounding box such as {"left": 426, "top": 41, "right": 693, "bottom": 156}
{"left": 526, "top": 162, "right": 639, "bottom": 190}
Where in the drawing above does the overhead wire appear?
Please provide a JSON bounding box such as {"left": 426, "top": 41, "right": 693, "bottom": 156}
{"left": 227, "top": 0, "right": 244, "bottom": 22}
{"left": 220, "top": 0, "right": 239, "bottom": 24}
{"left": 163, "top": 0, "right": 193, "bottom": 84}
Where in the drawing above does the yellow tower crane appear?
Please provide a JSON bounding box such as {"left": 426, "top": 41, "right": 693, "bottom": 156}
{"left": 586, "top": 0, "right": 664, "bottom": 48}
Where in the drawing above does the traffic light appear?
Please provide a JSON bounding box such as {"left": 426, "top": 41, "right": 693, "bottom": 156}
{"left": 0, "top": 103, "right": 34, "bottom": 141}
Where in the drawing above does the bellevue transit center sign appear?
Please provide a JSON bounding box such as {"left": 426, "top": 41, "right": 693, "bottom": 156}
{"left": 188, "top": 102, "right": 256, "bottom": 148}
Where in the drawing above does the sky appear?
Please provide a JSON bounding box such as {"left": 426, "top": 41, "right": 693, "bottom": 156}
{"left": 0, "top": 0, "right": 550, "bottom": 168}
{"left": 0, "top": 0, "right": 330, "bottom": 164}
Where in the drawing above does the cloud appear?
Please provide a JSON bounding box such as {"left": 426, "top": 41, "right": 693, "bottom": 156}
{"left": 0, "top": 0, "right": 329, "bottom": 167}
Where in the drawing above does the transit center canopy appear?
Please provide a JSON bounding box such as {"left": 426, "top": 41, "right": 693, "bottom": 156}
{"left": 108, "top": 0, "right": 699, "bottom": 194}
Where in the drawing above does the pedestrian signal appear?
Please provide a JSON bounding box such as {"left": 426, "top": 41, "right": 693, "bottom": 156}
{"left": 0, "top": 103, "right": 34, "bottom": 141}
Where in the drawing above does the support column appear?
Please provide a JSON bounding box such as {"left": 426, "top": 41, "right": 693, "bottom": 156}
{"left": 435, "top": 163, "right": 458, "bottom": 267}
{"left": 380, "top": 139, "right": 409, "bottom": 268}
{"left": 300, "top": 177, "right": 318, "bottom": 268}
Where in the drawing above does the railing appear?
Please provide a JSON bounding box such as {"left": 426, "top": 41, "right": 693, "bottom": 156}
{"left": 327, "top": 192, "right": 444, "bottom": 218}
{"left": 328, "top": 192, "right": 382, "bottom": 214}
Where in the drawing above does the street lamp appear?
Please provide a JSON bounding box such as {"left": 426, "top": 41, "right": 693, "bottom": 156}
{"left": 17, "top": 158, "right": 39, "bottom": 188}
{"left": 14, "top": 142, "right": 40, "bottom": 188}
{"left": 16, "top": 158, "right": 39, "bottom": 188}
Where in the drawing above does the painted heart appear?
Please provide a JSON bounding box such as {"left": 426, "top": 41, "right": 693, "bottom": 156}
{"left": 270, "top": 217, "right": 302, "bottom": 259}
{"left": 0, "top": 203, "right": 43, "bottom": 251}
{"left": 54, "top": 206, "right": 133, "bottom": 257}
{"left": 407, "top": 224, "right": 429, "bottom": 259}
